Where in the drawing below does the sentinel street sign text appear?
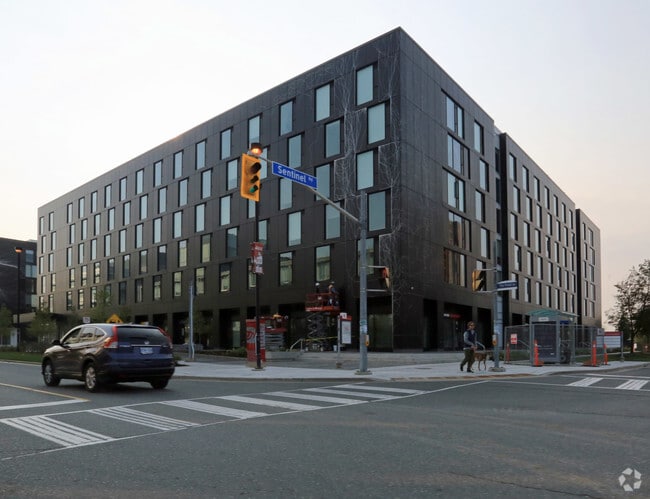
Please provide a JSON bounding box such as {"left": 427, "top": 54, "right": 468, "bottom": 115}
{"left": 272, "top": 162, "right": 318, "bottom": 189}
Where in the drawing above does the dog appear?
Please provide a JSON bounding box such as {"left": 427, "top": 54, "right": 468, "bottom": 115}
{"left": 473, "top": 350, "right": 492, "bottom": 371}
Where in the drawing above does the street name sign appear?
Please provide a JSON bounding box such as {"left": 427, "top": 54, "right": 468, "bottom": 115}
{"left": 496, "top": 279, "right": 518, "bottom": 291}
{"left": 272, "top": 161, "right": 317, "bottom": 189}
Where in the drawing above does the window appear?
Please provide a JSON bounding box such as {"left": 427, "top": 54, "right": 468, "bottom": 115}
{"left": 139, "top": 194, "right": 148, "bottom": 220}
{"left": 480, "top": 228, "right": 490, "bottom": 258}
{"left": 119, "top": 177, "right": 127, "bottom": 201}
{"left": 136, "top": 169, "right": 144, "bottom": 194}
{"left": 445, "top": 95, "right": 464, "bottom": 138}
{"left": 368, "top": 103, "right": 386, "bottom": 143}
{"left": 104, "top": 234, "right": 111, "bottom": 257}
{"left": 157, "top": 245, "right": 167, "bottom": 271}
{"left": 221, "top": 128, "right": 231, "bottom": 159}
{"left": 315, "top": 245, "right": 330, "bottom": 282}
{"left": 248, "top": 115, "right": 261, "bottom": 145}
{"left": 173, "top": 151, "right": 183, "bottom": 179}
{"left": 173, "top": 271, "right": 182, "bottom": 298}
{"left": 219, "top": 263, "right": 231, "bottom": 292}
{"left": 508, "top": 153, "right": 517, "bottom": 181}
{"left": 475, "top": 190, "right": 485, "bottom": 222}
{"left": 288, "top": 135, "right": 302, "bottom": 167}
{"left": 288, "top": 212, "right": 301, "bottom": 246}
{"left": 512, "top": 186, "right": 520, "bottom": 213}
{"left": 107, "top": 208, "right": 115, "bottom": 230}
{"left": 196, "top": 140, "right": 206, "bottom": 170}
{"left": 107, "top": 258, "right": 115, "bottom": 281}
{"left": 195, "top": 203, "right": 206, "bottom": 232}
{"left": 315, "top": 83, "right": 330, "bottom": 121}
{"left": 258, "top": 220, "right": 268, "bottom": 245}
{"left": 326, "top": 204, "right": 341, "bottom": 239}
{"left": 178, "top": 179, "right": 188, "bottom": 206}
{"left": 139, "top": 249, "right": 148, "bottom": 274}
{"left": 279, "top": 178, "right": 292, "bottom": 210}
{"left": 356, "top": 65, "right": 373, "bottom": 105}
{"left": 123, "top": 201, "right": 131, "bottom": 226}
{"left": 135, "top": 278, "right": 144, "bottom": 303}
{"left": 200, "top": 234, "right": 211, "bottom": 263}
{"left": 195, "top": 267, "right": 205, "bottom": 295}
{"left": 356, "top": 150, "right": 373, "bottom": 190}
{"left": 91, "top": 191, "right": 98, "bottom": 213}
{"left": 368, "top": 191, "right": 386, "bottom": 231}
{"left": 122, "top": 254, "right": 130, "bottom": 278}
{"left": 447, "top": 172, "right": 465, "bottom": 211}
{"left": 448, "top": 212, "right": 470, "bottom": 250}
{"left": 201, "top": 169, "right": 212, "bottom": 199}
{"left": 173, "top": 211, "right": 182, "bottom": 238}
{"left": 158, "top": 187, "right": 167, "bottom": 213}
{"left": 153, "top": 275, "right": 162, "bottom": 301}
{"left": 443, "top": 248, "right": 466, "bottom": 286}
{"left": 325, "top": 120, "right": 341, "bottom": 157}
{"left": 522, "top": 166, "right": 530, "bottom": 192}
{"left": 220, "top": 196, "right": 231, "bottom": 225}
{"left": 226, "top": 227, "right": 237, "bottom": 258}
{"left": 279, "top": 252, "right": 293, "bottom": 286}
{"left": 78, "top": 197, "right": 85, "bottom": 218}
{"left": 178, "top": 239, "right": 187, "bottom": 267}
{"left": 227, "top": 159, "right": 238, "bottom": 190}
{"left": 315, "top": 164, "right": 330, "bottom": 199}
{"left": 118, "top": 229, "right": 127, "bottom": 253}
{"left": 153, "top": 217, "right": 162, "bottom": 244}
{"left": 473, "top": 121, "right": 484, "bottom": 154}
{"left": 280, "top": 100, "right": 293, "bottom": 135}
{"left": 447, "top": 135, "right": 468, "bottom": 174}
{"left": 154, "top": 160, "right": 163, "bottom": 187}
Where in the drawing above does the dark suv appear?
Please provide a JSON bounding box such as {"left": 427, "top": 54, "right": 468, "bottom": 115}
{"left": 42, "top": 323, "right": 175, "bottom": 392}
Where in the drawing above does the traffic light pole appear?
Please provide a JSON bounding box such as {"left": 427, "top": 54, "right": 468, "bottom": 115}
{"left": 254, "top": 200, "right": 262, "bottom": 370}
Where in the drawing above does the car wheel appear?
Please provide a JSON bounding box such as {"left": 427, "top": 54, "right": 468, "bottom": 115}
{"left": 84, "top": 362, "right": 100, "bottom": 392}
{"left": 42, "top": 360, "right": 61, "bottom": 387}
{"left": 150, "top": 378, "right": 169, "bottom": 390}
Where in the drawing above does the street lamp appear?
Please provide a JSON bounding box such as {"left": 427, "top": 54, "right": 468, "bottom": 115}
{"left": 14, "top": 246, "right": 23, "bottom": 351}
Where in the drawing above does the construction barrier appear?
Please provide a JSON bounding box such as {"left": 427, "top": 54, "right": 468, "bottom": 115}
{"left": 533, "top": 340, "right": 544, "bottom": 367}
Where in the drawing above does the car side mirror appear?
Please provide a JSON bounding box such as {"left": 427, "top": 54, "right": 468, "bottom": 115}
{"left": 51, "top": 339, "right": 61, "bottom": 346}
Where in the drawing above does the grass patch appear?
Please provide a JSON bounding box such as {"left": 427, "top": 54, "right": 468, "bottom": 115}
{"left": 0, "top": 351, "right": 42, "bottom": 363}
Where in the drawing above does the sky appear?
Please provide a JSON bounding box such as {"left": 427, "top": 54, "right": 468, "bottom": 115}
{"left": 1, "top": 0, "right": 648, "bottom": 327}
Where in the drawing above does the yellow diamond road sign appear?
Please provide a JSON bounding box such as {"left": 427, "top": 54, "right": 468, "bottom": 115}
{"left": 106, "top": 314, "right": 123, "bottom": 323}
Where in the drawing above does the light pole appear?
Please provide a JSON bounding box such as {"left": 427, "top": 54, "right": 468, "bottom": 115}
{"left": 14, "top": 246, "right": 23, "bottom": 351}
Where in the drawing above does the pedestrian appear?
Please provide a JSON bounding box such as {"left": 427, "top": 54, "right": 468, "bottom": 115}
{"left": 460, "top": 321, "right": 477, "bottom": 373}
{"left": 328, "top": 282, "right": 338, "bottom": 306}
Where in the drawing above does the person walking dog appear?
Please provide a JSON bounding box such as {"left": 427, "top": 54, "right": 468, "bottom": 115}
{"left": 460, "top": 321, "right": 477, "bottom": 373}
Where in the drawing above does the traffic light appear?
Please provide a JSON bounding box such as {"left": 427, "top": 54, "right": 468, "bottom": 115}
{"left": 380, "top": 267, "right": 391, "bottom": 289}
{"left": 471, "top": 269, "right": 487, "bottom": 292}
{"left": 240, "top": 153, "right": 262, "bottom": 202}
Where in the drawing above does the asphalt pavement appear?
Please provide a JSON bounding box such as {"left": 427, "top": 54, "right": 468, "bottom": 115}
{"left": 173, "top": 350, "right": 643, "bottom": 381}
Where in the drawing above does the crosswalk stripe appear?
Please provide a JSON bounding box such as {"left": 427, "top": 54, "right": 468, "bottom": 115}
{"left": 90, "top": 406, "right": 198, "bottom": 431}
{"left": 335, "top": 384, "right": 425, "bottom": 395}
{"left": 219, "top": 395, "right": 322, "bottom": 411}
{"left": 266, "top": 391, "right": 366, "bottom": 405}
{"left": 568, "top": 377, "right": 603, "bottom": 387}
{"left": 161, "top": 400, "right": 268, "bottom": 419}
{"left": 303, "top": 387, "right": 397, "bottom": 399}
{"left": 0, "top": 416, "right": 113, "bottom": 447}
{"left": 616, "top": 379, "right": 649, "bottom": 390}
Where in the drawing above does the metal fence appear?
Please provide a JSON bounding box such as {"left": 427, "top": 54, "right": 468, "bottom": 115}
{"left": 504, "top": 324, "right": 606, "bottom": 365}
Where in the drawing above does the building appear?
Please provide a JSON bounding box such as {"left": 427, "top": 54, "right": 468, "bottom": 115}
{"left": 0, "top": 238, "right": 37, "bottom": 346}
{"left": 37, "top": 28, "right": 601, "bottom": 350}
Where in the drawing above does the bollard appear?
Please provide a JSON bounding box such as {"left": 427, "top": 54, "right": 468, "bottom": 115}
{"left": 533, "top": 340, "right": 544, "bottom": 367}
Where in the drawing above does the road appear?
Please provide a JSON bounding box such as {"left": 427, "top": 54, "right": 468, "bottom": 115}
{"left": 0, "top": 361, "right": 648, "bottom": 498}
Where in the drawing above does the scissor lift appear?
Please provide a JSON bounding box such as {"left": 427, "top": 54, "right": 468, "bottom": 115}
{"left": 304, "top": 293, "right": 340, "bottom": 351}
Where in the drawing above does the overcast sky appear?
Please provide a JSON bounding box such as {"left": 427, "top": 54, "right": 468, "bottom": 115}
{"left": 1, "top": 0, "right": 648, "bottom": 327}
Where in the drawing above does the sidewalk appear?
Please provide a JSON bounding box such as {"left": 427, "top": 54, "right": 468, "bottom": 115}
{"left": 173, "top": 351, "right": 644, "bottom": 382}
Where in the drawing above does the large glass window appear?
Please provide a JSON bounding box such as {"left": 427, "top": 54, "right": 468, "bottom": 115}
{"left": 154, "top": 160, "right": 163, "bottom": 187}
{"left": 279, "top": 252, "right": 293, "bottom": 286}
{"left": 368, "top": 191, "right": 386, "bottom": 231}
{"left": 280, "top": 100, "right": 293, "bottom": 135}
{"left": 201, "top": 169, "right": 212, "bottom": 199}
{"left": 288, "top": 135, "right": 302, "bottom": 167}
{"left": 248, "top": 115, "right": 261, "bottom": 145}
{"left": 220, "top": 196, "right": 231, "bottom": 225}
{"left": 153, "top": 217, "right": 162, "bottom": 244}
{"left": 315, "top": 83, "right": 331, "bottom": 121}
{"left": 447, "top": 172, "right": 465, "bottom": 211}
{"left": 445, "top": 95, "right": 464, "bottom": 138}
{"left": 178, "top": 179, "right": 188, "bottom": 207}
{"left": 356, "top": 150, "right": 373, "bottom": 190}
{"left": 356, "top": 65, "right": 373, "bottom": 105}
{"left": 139, "top": 194, "right": 148, "bottom": 220}
{"left": 325, "top": 120, "right": 341, "bottom": 157}
{"left": 326, "top": 204, "right": 341, "bottom": 239}
{"left": 195, "top": 267, "right": 205, "bottom": 295}
{"left": 173, "top": 211, "right": 182, "bottom": 238}
{"left": 119, "top": 177, "right": 127, "bottom": 202}
{"left": 368, "top": 103, "right": 386, "bottom": 143}
{"left": 315, "top": 164, "right": 330, "bottom": 199}
{"left": 158, "top": 187, "right": 167, "bottom": 213}
{"left": 178, "top": 240, "right": 187, "bottom": 267}
{"left": 447, "top": 135, "right": 468, "bottom": 174}
{"left": 173, "top": 151, "right": 183, "bottom": 179}
{"left": 443, "top": 248, "right": 466, "bottom": 286}
{"left": 288, "top": 212, "right": 301, "bottom": 246}
{"left": 280, "top": 178, "right": 292, "bottom": 210}
{"left": 201, "top": 234, "right": 211, "bottom": 263}
{"left": 315, "top": 245, "right": 330, "bottom": 282}
{"left": 136, "top": 168, "right": 144, "bottom": 194}
{"left": 196, "top": 140, "right": 206, "bottom": 170}
{"left": 157, "top": 245, "right": 167, "bottom": 271}
{"left": 475, "top": 191, "right": 485, "bottom": 223}
{"left": 220, "top": 128, "right": 231, "bottom": 160}
{"left": 153, "top": 275, "right": 162, "bottom": 301}
{"left": 173, "top": 271, "right": 182, "bottom": 298}
{"left": 219, "top": 263, "right": 231, "bottom": 292}
{"left": 123, "top": 201, "right": 131, "bottom": 226}
{"left": 473, "top": 121, "right": 484, "bottom": 154}
{"left": 226, "top": 228, "right": 237, "bottom": 258}
{"left": 227, "top": 159, "right": 238, "bottom": 190}
{"left": 195, "top": 203, "right": 205, "bottom": 232}
{"left": 139, "top": 249, "right": 147, "bottom": 274}
{"left": 480, "top": 228, "right": 490, "bottom": 258}
{"left": 479, "top": 160, "right": 489, "bottom": 191}
{"left": 448, "top": 212, "right": 470, "bottom": 250}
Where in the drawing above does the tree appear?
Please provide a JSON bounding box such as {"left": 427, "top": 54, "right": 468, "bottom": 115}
{"left": 607, "top": 260, "right": 650, "bottom": 354}
{"left": 27, "top": 309, "right": 58, "bottom": 343}
{"left": 0, "top": 305, "right": 13, "bottom": 346}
